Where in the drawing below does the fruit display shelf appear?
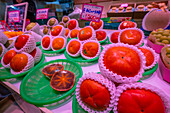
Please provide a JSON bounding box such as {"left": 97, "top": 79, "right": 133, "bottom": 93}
{"left": 1, "top": 37, "right": 170, "bottom": 113}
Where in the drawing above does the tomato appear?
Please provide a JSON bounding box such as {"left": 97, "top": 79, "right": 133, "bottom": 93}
{"left": 10, "top": 54, "right": 28, "bottom": 72}
{"left": 90, "top": 20, "right": 103, "bottom": 30}
{"left": 51, "top": 26, "right": 62, "bottom": 36}
{"left": 110, "top": 32, "right": 120, "bottom": 43}
{"left": 119, "top": 21, "right": 136, "bottom": 30}
{"left": 78, "top": 27, "right": 92, "bottom": 41}
{"left": 65, "top": 28, "right": 69, "bottom": 37}
{"left": 29, "top": 48, "right": 36, "bottom": 57}
{"left": 80, "top": 79, "right": 110, "bottom": 110}
{"left": 67, "top": 19, "right": 77, "bottom": 30}
{"left": 83, "top": 42, "right": 99, "bottom": 57}
{"left": 52, "top": 38, "right": 64, "bottom": 50}
{"left": 139, "top": 48, "right": 154, "bottom": 66}
{"left": 118, "top": 89, "right": 165, "bottom": 113}
{"left": 15, "top": 35, "right": 29, "bottom": 50}
{"left": 120, "top": 30, "right": 142, "bottom": 45}
{"left": 103, "top": 47, "right": 141, "bottom": 77}
{"left": 96, "top": 30, "right": 106, "bottom": 41}
{"left": 68, "top": 40, "right": 81, "bottom": 54}
{"left": 42, "top": 37, "right": 50, "bottom": 48}
{"left": 70, "top": 29, "right": 79, "bottom": 38}
{"left": 3, "top": 50, "right": 17, "bottom": 65}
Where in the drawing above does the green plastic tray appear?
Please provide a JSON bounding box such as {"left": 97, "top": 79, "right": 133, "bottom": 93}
{"left": 64, "top": 46, "right": 103, "bottom": 66}
{"left": 20, "top": 59, "right": 83, "bottom": 107}
{"left": 72, "top": 94, "right": 114, "bottom": 113}
{"left": 67, "top": 37, "right": 78, "bottom": 43}
{"left": 99, "top": 36, "right": 108, "bottom": 44}
{"left": 36, "top": 42, "right": 41, "bottom": 46}
{"left": 141, "top": 63, "right": 158, "bottom": 80}
{"left": 39, "top": 46, "right": 66, "bottom": 57}
{"left": 0, "top": 54, "right": 45, "bottom": 80}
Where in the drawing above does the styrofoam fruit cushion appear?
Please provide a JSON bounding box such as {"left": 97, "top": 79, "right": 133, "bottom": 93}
{"left": 75, "top": 72, "right": 116, "bottom": 113}
{"left": 29, "top": 47, "right": 42, "bottom": 64}
{"left": 98, "top": 43, "right": 146, "bottom": 83}
{"left": 66, "top": 39, "right": 82, "bottom": 57}
{"left": 118, "top": 28, "right": 145, "bottom": 47}
{"left": 0, "top": 30, "right": 8, "bottom": 44}
{"left": 41, "top": 35, "right": 52, "bottom": 50}
{"left": 24, "top": 31, "right": 42, "bottom": 42}
{"left": 113, "top": 83, "right": 170, "bottom": 113}
{"left": 11, "top": 52, "right": 34, "bottom": 75}
{"left": 51, "top": 36, "right": 67, "bottom": 51}
{"left": 14, "top": 34, "right": 36, "bottom": 53}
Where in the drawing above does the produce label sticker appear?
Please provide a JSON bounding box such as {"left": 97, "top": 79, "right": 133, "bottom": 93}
{"left": 36, "top": 8, "right": 49, "bottom": 20}
{"left": 8, "top": 10, "right": 20, "bottom": 23}
{"left": 80, "top": 4, "right": 103, "bottom": 22}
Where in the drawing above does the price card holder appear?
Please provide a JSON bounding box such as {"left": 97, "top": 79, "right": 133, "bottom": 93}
{"left": 80, "top": 4, "right": 103, "bottom": 22}
{"left": 5, "top": 2, "right": 28, "bottom": 32}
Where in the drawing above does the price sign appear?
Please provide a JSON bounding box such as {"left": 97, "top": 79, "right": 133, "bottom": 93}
{"left": 36, "top": 8, "right": 49, "bottom": 20}
{"left": 8, "top": 10, "right": 20, "bottom": 23}
{"left": 80, "top": 4, "right": 103, "bottom": 22}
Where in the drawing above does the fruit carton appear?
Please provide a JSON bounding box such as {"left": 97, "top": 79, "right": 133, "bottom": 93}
{"left": 159, "top": 57, "right": 170, "bottom": 83}
{"left": 147, "top": 37, "right": 164, "bottom": 53}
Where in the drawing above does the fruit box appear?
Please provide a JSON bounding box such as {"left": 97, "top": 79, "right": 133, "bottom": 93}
{"left": 159, "top": 57, "right": 170, "bottom": 83}
{"left": 147, "top": 37, "right": 164, "bottom": 54}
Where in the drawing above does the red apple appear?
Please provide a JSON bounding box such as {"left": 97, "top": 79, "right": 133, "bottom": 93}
{"left": 29, "top": 48, "right": 36, "bottom": 57}
{"left": 104, "top": 47, "right": 141, "bottom": 77}
{"left": 3, "top": 50, "right": 17, "bottom": 65}
{"left": 110, "top": 32, "right": 120, "bottom": 43}
{"left": 80, "top": 79, "right": 110, "bottom": 110}
{"left": 15, "top": 35, "right": 29, "bottom": 50}
{"left": 118, "top": 89, "right": 165, "bottom": 113}
{"left": 42, "top": 36, "right": 50, "bottom": 48}
{"left": 120, "top": 21, "right": 136, "bottom": 30}
{"left": 96, "top": 30, "right": 106, "bottom": 41}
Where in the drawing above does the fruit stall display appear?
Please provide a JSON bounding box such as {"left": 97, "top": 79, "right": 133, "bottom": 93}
{"left": 0, "top": 15, "right": 170, "bottom": 113}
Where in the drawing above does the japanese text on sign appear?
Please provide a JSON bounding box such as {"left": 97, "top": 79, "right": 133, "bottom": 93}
{"left": 36, "top": 8, "right": 49, "bottom": 20}
{"left": 8, "top": 10, "right": 20, "bottom": 23}
{"left": 80, "top": 4, "right": 103, "bottom": 22}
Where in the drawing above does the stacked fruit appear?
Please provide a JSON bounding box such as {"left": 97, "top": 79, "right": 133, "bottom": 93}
{"left": 1, "top": 34, "right": 42, "bottom": 75}
{"left": 149, "top": 28, "right": 170, "bottom": 45}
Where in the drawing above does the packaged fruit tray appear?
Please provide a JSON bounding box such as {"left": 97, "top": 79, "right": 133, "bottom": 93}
{"left": 0, "top": 54, "right": 45, "bottom": 80}
{"left": 72, "top": 94, "right": 114, "bottom": 113}
{"left": 141, "top": 63, "right": 158, "bottom": 80}
{"left": 20, "top": 59, "right": 83, "bottom": 107}
{"left": 64, "top": 47, "right": 103, "bottom": 66}
{"left": 39, "top": 46, "right": 66, "bottom": 57}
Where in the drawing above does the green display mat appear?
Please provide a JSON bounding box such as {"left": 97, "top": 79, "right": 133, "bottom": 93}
{"left": 0, "top": 54, "right": 45, "bottom": 80}
{"left": 64, "top": 46, "right": 103, "bottom": 66}
{"left": 36, "top": 42, "right": 41, "bottom": 46}
{"left": 20, "top": 59, "right": 83, "bottom": 107}
{"left": 141, "top": 63, "right": 158, "bottom": 80}
{"left": 72, "top": 94, "right": 114, "bottom": 113}
{"left": 39, "top": 46, "right": 66, "bottom": 57}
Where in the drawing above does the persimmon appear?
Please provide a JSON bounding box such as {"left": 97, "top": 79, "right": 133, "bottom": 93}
{"left": 3, "top": 50, "right": 17, "bottom": 65}
{"left": 70, "top": 29, "right": 79, "bottom": 38}
{"left": 15, "top": 35, "right": 29, "bottom": 50}
{"left": 52, "top": 37, "right": 64, "bottom": 50}
{"left": 51, "top": 26, "right": 62, "bottom": 36}
{"left": 68, "top": 40, "right": 81, "bottom": 54}
{"left": 96, "top": 30, "right": 106, "bottom": 41}
{"left": 42, "top": 36, "right": 50, "bottom": 48}
{"left": 119, "top": 21, "right": 136, "bottom": 30}
{"left": 82, "top": 42, "right": 99, "bottom": 57}
{"left": 78, "top": 27, "right": 92, "bottom": 41}
{"left": 90, "top": 20, "right": 103, "bottom": 30}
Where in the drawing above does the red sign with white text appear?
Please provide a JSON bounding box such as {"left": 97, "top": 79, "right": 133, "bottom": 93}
{"left": 36, "top": 8, "right": 49, "bottom": 20}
